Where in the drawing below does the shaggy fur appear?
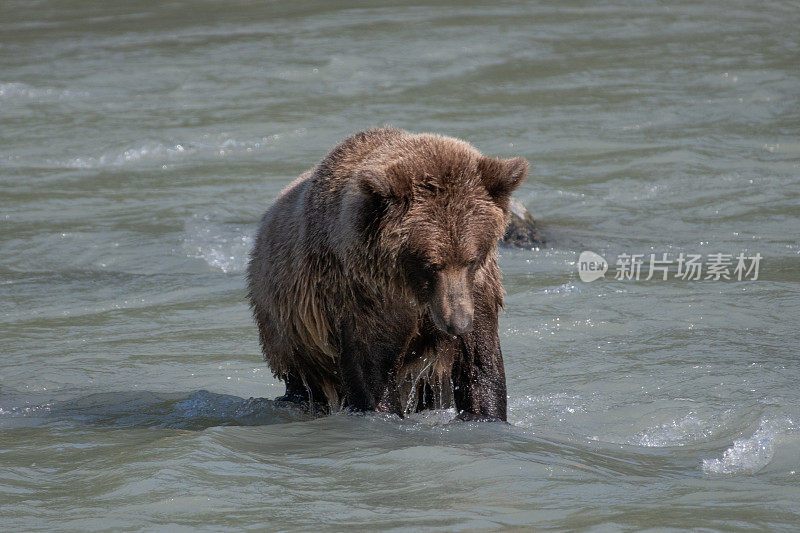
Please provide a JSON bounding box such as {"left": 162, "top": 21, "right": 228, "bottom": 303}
{"left": 247, "top": 127, "right": 527, "bottom": 420}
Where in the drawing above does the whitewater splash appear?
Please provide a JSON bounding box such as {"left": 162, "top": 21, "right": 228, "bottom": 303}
{"left": 702, "top": 417, "right": 796, "bottom": 475}
{"left": 182, "top": 214, "right": 254, "bottom": 274}
{"left": 625, "top": 410, "right": 741, "bottom": 448}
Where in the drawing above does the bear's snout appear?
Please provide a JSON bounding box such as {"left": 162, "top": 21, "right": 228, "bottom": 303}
{"left": 446, "top": 306, "right": 474, "bottom": 336}
{"left": 430, "top": 269, "right": 475, "bottom": 336}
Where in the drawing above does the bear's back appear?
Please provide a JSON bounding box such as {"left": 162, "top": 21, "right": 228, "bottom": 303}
{"left": 316, "top": 127, "right": 408, "bottom": 183}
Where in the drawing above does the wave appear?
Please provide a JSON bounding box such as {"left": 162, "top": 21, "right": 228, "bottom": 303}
{"left": 61, "top": 135, "right": 280, "bottom": 169}
{"left": 626, "top": 411, "right": 739, "bottom": 448}
{"left": 702, "top": 417, "right": 797, "bottom": 475}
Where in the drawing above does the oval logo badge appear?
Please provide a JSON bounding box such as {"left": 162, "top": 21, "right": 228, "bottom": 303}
{"left": 578, "top": 251, "right": 608, "bottom": 282}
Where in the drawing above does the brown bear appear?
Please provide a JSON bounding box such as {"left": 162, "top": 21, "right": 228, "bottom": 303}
{"left": 247, "top": 127, "right": 527, "bottom": 421}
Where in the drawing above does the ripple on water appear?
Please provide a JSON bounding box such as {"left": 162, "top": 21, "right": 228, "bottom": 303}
{"left": 48, "top": 130, "right": 309, "bottom": 170}
{"left": 0, "top": 390, "right": 312, "bottom": 430}
{"left": 0, "top": 81, "right": 88, "bottom": 100}
{"left": 61, "top": 137, "right": 269, "bottom": 169}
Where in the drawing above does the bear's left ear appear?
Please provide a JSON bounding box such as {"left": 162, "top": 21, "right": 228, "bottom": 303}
{"left": 478, "top": 156, "right": 529, "bottom": 204}
{"left": 340, "top": 168, "right": 412, "bottom": 241}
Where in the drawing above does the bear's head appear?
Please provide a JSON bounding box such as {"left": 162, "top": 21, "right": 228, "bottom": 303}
{"left": 356, "top": 141, "right": 528, "bottom": 336}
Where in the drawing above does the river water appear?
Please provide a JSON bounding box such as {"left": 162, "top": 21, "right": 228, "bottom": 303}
{"left": 2, "top": 1, "right": 799, "bottom": 530}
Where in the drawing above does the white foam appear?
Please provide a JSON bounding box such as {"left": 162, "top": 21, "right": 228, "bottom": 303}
{"left": 702, "top": 417, "right": 795, "bottom": 475}
{"left": 509, "top": 393, "right": 586, "bottom": 428}
{"left": 537, "top": 282, "right": 582, "bottom": 295}
{"left": 628, "top": 414, "right": 715, "bottom": 447}
{"left": 0, "top": 82, "right": 87, "bottom": 100}
{"left": 65, "top": 141, "right": 192, "bottom": 168}
{"left": 60, "top": 134, "right": 281, "bottom": 169}
{"left": 182, "top": 215, "right": 253, "bottom": 273}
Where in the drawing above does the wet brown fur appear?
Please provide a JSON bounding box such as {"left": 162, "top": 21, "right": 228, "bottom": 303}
{"left": 247, "top": 127, "right": 527, "bottom": 419}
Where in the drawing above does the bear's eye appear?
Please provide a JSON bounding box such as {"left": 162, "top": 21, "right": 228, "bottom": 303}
{"left": 400, "top": 250, "right": 439, "bottom": 284}
{"left": 429, "top": 263, "right": 443, "bottom": 272}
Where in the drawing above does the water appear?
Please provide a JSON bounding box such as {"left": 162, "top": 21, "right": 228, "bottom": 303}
{"left": 2, "top": 0, "right": 799, "bottom": 529}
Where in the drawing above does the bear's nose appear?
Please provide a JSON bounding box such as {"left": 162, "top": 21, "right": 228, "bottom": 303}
{"left": 446, "top": 313, "right": 473, "bottom": 336}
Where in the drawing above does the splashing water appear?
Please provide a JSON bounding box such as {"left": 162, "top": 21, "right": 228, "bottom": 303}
{"left": 703, "top": 417, "right": 796, "bottom": 475}
{"left": 182, "top": 214, "right": 254, "bottom": 273}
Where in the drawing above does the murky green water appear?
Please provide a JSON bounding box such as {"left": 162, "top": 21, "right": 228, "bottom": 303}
{"left": 2, "top": 1, "right": 799, "bottom": 530}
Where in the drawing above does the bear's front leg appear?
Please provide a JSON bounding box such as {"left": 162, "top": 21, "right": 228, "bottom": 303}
{"left": 452, "top": 299, "right": 507, "bottom": 421}
{"left": 338, "top": 311, "right": 413, "bottom": 415}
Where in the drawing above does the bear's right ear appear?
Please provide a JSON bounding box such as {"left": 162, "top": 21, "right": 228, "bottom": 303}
{"left": 478, "top": 156, "right": 529, "bottom": 205}
{"left": 356, "top": 167, "right": 413, "bottom": 206}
